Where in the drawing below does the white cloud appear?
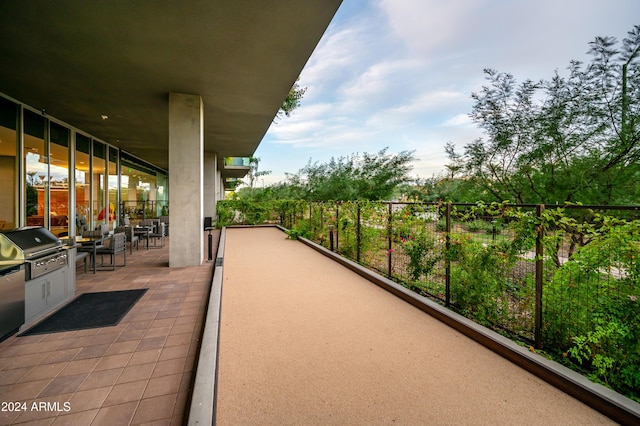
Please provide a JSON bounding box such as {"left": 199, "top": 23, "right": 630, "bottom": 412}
{"left": 368, "top": 89, "right": 466, "bottom": 124}
{"left": 301, "top": 8, "right": 393, "bottom": 99}
{"left": 441, "top": 113, "right": 474, "bottom": 128}
{"left": 341, "top": 59, "right": 420, "bottom": 97}
{"left": 301, "top": 28, "right": 361, "bottom": 94}
{"left": 259, "top": 0, "right": 640, "bottom": 184}
{"left": 378, "top": 0, "right": 487, "bottom": 55}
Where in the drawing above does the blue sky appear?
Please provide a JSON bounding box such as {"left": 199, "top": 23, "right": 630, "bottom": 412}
{"left": 254, "top": 0, "right": 639, "bottom": 186}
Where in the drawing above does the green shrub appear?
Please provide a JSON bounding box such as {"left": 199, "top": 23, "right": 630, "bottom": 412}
{"left": 543, "top": 219, "right": 640, "bottom": 400}
{"left": 449, "top": 236, "right": 515, "bottom": 325}
{"left": 466, "top": 219, "right": 493, "bottom": 233}
{"left": 216, "top": 201, "right": 235, "bottom": 227}
{"left": 401, "top": 231, "right": 442, "bottom": 280}
{"left": 286, "top": 220, "right": 310, "bottom": 240}
{"left": 216, "top": 199, "right": 278, "bottom": 226}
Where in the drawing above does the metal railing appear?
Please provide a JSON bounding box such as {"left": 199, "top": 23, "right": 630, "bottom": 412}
{"left": 216, "top": 199, "right": 640, "bottom": 401}
{"left": 223, "top": 157, "right": 251, "bottom": 167}
{"left": 120, "top": 200, "right": 169, "bottom": 221}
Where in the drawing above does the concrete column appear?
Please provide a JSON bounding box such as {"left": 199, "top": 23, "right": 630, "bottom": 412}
{"left": 216, "top": 169, "right": 223, "bottom": 201}
{"left": 169, "top": 93, "right": 204, "bottom": 267}
{"left": 203, "top": 151, "right": 217, "bottom": 223}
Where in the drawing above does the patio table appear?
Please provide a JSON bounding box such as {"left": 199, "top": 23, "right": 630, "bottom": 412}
{"left": 133, "top": 226, "right": 154, "bottom": 250}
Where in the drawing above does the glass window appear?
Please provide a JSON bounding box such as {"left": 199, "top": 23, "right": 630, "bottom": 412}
{"left": 108, "top": 147, "right": 118, "bottom": 228}
{"left": 92, "top": 141, "right": 108, "bottom": 227}
{"left": 157, "top": 172, "right": 168, "bottom": 217}
{"left": 120, "top": 157, "right": 158, "bottom": 223}
{"left": 120, "top": 160, "right": 133, "bottom": 220}
{"left": 0, "top": 98, "right": 17, "bottom": 230}
{"left": 75, "top": 134, "right": 91, "bottom": 235}
{"left": 24, "top": 110, "right": 46, "bottom": 227}
{"left": 49, "top": 123, "right": 70, "bottom": 237}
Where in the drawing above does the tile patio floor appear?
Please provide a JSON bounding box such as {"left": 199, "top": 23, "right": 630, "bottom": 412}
{"left": 0, "top": 234, "right": 217, "bottom": 425}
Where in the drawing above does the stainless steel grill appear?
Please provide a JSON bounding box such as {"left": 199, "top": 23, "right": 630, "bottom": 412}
{"left": 0, "top": 227, "right": 67, "bottom": 280}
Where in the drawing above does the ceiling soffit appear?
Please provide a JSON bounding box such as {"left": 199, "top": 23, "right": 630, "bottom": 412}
{"left": 0, "top": 1, "right": 343, "bottom": 171}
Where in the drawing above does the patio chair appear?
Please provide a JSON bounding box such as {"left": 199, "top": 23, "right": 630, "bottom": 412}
{"left": 82, "top": 229, "right": 103, "bottom": 238}
{"left": 79, "top": 229, "right": 107, "bottom": 273}
{"left": 75, "top": 251, "right": 88, "bottom": 274}
{"left": 115, "top": 226, "right": 139, "bottom": 254}
{"left": 137, "top": 219, "right": 156, "bottom": 245}
{"left": 96, "top": 223, "right": 110, "bottom": 236}
{"left": 159, "top": 215, "right": 169, "bottom": 236}
{"left": 149, "top": 222, "right": 166, "bottom": 248}
{"left": 95, "top": 232, "right": 127, "bottom": 270}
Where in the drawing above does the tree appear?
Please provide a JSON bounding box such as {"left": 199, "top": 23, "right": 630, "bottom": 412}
{"left": 295, "top": 148, "right": 415, "bottom": 201}
{"left": 444, "top": 142, "right": 463, "bottom": 179}
{"left": 401, "top": 174, "right": 487, "bottom": 203}
{"left": 450, "top": 25, "right": 640, "bottom": 205}
{"left": 244, "top": 157, "right": 271, "bottom": 190}
{"left": 26, "top": 171, "right": 39, "bottom": 216}
{"left": 276, "top": 78, "right": 307, "bottom": 120}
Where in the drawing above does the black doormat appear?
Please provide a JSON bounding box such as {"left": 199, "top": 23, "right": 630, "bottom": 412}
{"left": 20, "top": 288, "right": 148, "bottom": 336}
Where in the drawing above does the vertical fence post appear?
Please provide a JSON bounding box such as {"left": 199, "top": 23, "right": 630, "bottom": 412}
{"left": 282, "top": 201, "right": 293, "bottom": 229}
{"left": 320, "top": 204, "right": 324, "bottom": 245}
{"left": 535, "top": 204, "right": 545, "bottom": 349}
{"left": 445, "top": 202, "right": 451, "bottom": 307}
{"left": 357, "top": 202, "right": 361, "bottom": 263}
{"left": 309, "top": 202, "right": 313, "bottom": 235}
{"left": 388, "top": 202, "right": 393, "bottom": 277}
{"left": 329, "top": 225, "right": 334, "bottom": 251}
{"left": 336, "top": 204, "right": 340, "bottom": 253}
{"left": 292, "top": 203, "right": 297, "bottom": 228}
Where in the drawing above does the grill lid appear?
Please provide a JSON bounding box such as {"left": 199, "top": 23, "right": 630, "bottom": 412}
{"left": 0, "top": 226, "right": 62, "bottom": 261}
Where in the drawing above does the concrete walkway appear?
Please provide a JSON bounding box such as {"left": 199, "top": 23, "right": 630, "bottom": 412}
{"left": 217, "top": 227, "right": 614, "bottom": 425}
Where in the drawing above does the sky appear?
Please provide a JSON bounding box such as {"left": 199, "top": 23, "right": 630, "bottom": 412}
{"left": 254, "top": 0, "right": 640, "bottom": 186}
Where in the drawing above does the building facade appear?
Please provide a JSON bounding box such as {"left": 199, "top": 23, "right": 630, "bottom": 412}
{"left": 0, "top": 1, "right": 342, "bottom": 266}
{"left": 1, "top": 94, "right": 169, "bottom": 238}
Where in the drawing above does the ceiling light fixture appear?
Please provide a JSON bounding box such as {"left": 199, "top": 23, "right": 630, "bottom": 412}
{"left": 101, "top": 115, "right": 108, "bottom": 120}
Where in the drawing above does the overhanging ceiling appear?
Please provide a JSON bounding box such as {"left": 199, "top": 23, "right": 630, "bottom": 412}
{"left": 0, "top": 0, "right": 342, "bottom": 171}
